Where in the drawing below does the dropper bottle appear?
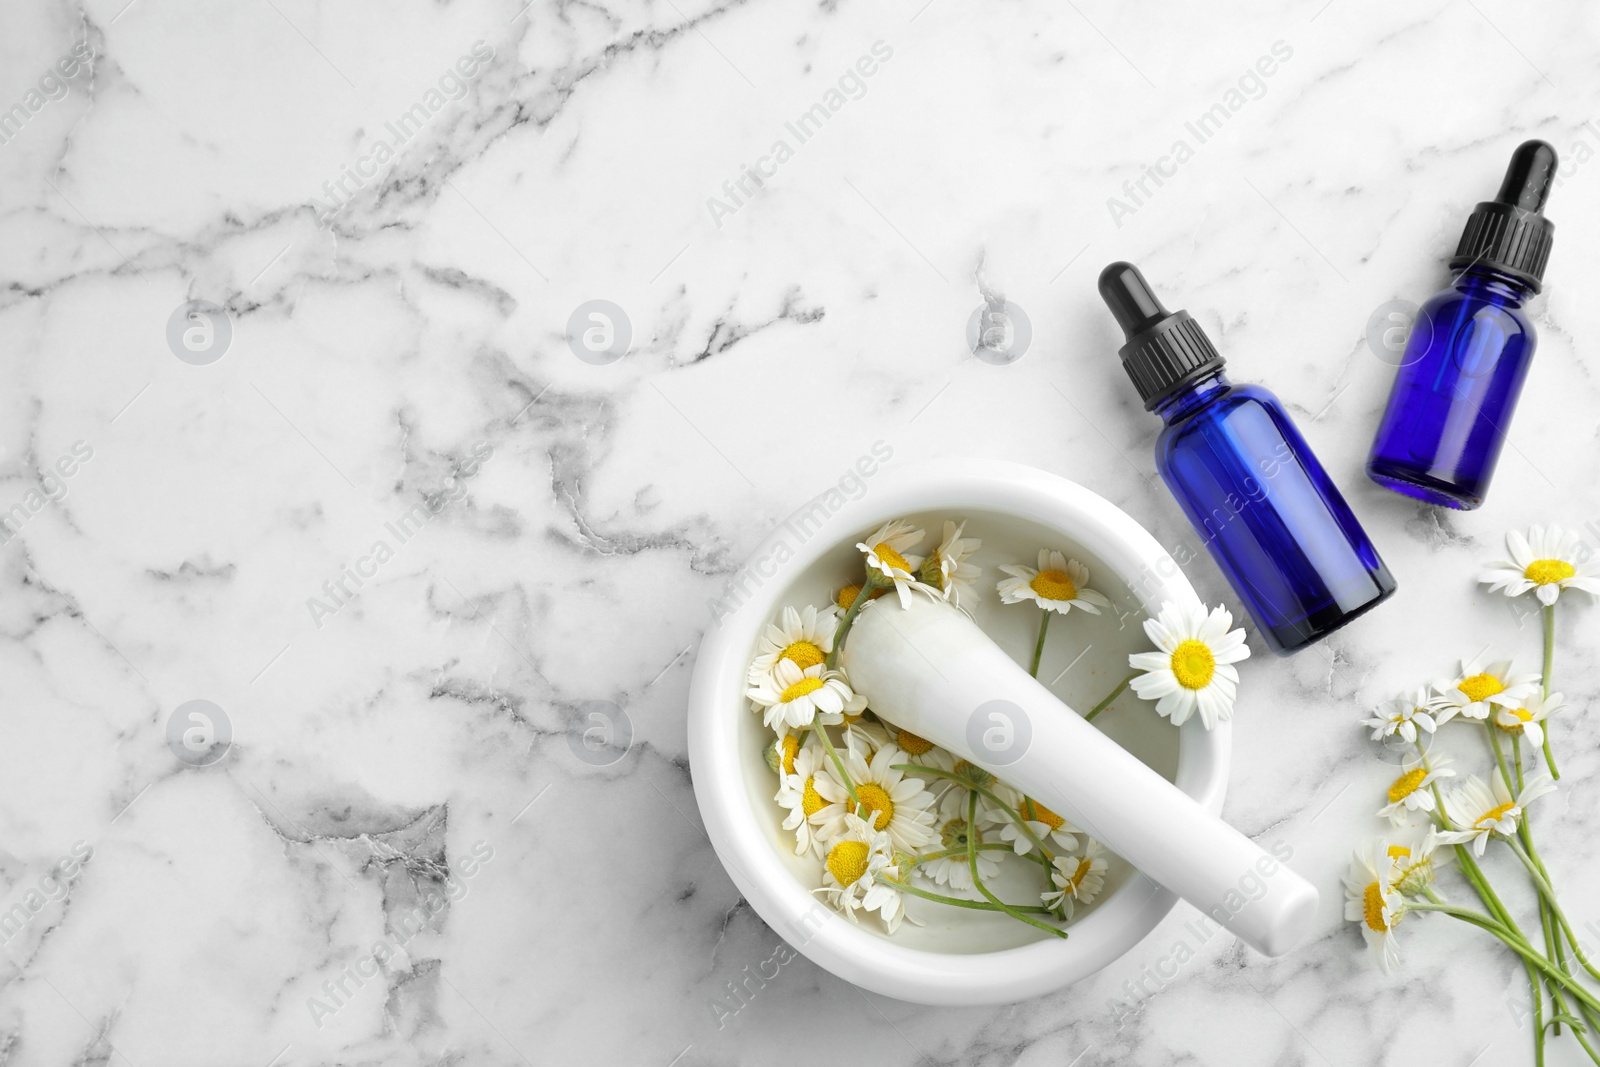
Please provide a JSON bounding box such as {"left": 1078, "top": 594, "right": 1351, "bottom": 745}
{"left": 1098, "top": 262, "right": 1396, "bottom": 655}
{"left": 1367, "top": 139, "right": 1557, "bottom": 509}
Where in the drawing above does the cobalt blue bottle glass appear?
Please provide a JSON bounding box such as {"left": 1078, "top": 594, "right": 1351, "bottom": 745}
{"left": 1367, "top": 140, "right": 1557, "bottom": 509}
{"left": 1098, "top": 262, "right": 1396, "bottom": 655}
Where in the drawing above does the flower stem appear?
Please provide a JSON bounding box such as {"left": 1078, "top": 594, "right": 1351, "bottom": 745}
{"left": 1423, "top": 757, "right": 1522, "bottom": 932}
{"left": 891, "top": 765, "right": 1051, "bottom": 854}
{"left": 1485, "top": 722, "right": 1516, "bottom": 795}
{"left": 877, "top": 875, "right": 1055, "bottom": 914}
{"left": 814, "top": 723, "right": 861, "bottom": 811}
{"left": 1527, "top": 602, "right": 1590, "bottom": 1052}
{"left": 1029, "top": 609, "right": 1051, "bottom": 678}
{"left": 1541, "top": 603, "right": 1555, "bottom": 694}
{"left": 966, "top": 791, "right": 1067, "bottom": 939}
{"left": 1019, "top": 796, "right": 1062, "bottom": 899}
{"left": 1425, "top": 756, "right": 1553, "bottom": 1057}
{"left": 1512, "top": 750, "right": 1565, "bottom": 1042}
{"left": 826, "top": 574, "right": 888, "bottom": 670}
{"left": 899, "top": 843, "right": 1014, "bottom": 870}
{"left": 1568, "top": 1018, "right": 1600, "bottom": 1067}
{"left": 1083, "top": 672, "right": 1138, "bottom": 723}
{"left": 1507, "top": 837, "right": 1600, "bottom": 985}
{"left": 1408, "top": 903, "right": 1600, "bottom": 1017}
{"left": 1541, "top": 604, "right": 1561, "bottom": 780}
{"left": 1530, "top": 957, "right": 1550, "bottom": 1066}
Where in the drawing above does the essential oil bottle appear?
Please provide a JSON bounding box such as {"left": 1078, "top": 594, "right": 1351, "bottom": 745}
{"left": 1366, "top": 140, "right": 1557, "bottom": 510}
{"left": 1098, "top": 262, "right": 1396, "bottom": 655}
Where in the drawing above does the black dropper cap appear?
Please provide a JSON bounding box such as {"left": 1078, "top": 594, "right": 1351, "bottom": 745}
{"left": 1449, "top": 139, "right": 1557, "bottom": 292}
{"left": 1098, "top": 261, "right": 1224, "bottom": 409}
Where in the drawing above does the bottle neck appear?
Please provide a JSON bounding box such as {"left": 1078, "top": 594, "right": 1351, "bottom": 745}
{"left": 1153, "top": 369, "right": 1230, "bottom": 423}
{"left": 1452, "top": 263, "right": 1534, "bottom": 305}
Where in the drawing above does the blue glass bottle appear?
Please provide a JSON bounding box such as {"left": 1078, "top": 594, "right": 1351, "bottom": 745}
{"left": 1099, "top": 262, "right": 1396, "bottom": 654}
{"left": 1367, "top": 140, "right": 1557, "bottom": 509}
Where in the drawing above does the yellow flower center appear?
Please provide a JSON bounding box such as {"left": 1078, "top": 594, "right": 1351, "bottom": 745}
{"left": 1476, "top": 801, "right": 1516, "bottom": 828}
{"left": 873, "top": 543, "right": 910, "bottom": 573}
{"left": 1458, "top": 672, "right": 1504, "bottom": 703}
{"left": 1386, "top": 845, "right": 1412, "bottom": 861}
{"left": 1020, "top": 798, "right": 1065, "bottom": 831}
{"left": 1362, "top": 882, "right": 1389, "bottom": 932}
{"left": 896, "top": 730, "right": 935, "bottom": 755}
{"left": 1388, "top": 768, "right": 1428, "bottom": 803}
{"left": 1029, "top": 568, "right": 1077, "bottom": 602}
{"left": 1171, "top": 640, "right": 1217, "bottom": 690}
{"left": 856, "top": 783, "right": 895, "bottom": 832}
{"left": 1525, "top": 559, "right": 1575, "bottom": 585}
{"left": 1068, "top": 857, "right": 1092, "bottom": 890}
{"left": 1497, "top": 707, "right": 1535, "bottom": 732}
{"left": 779, "top": 676, "right": 825, "bottom": 704}
{"left": 779, "top": 640, "right": 826, "bottom": 670}
{"left": 801, "top": 776, "right": 826, "bottom": 817}
{"left": 779, "top": 734, "right": 800, "bottom": 775}
{"left": 837, "top": 584, "right": 887, "bottom": 610}
{"left": 826, "top": 841, "right": 871, "bottom": 886}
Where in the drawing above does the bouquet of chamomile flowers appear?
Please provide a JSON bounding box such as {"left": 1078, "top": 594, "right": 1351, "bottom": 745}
{"left": 1347, "top": 525, "right": 1600, "bottom": 1066}
{"left": 747, "top": 518, "right": 1250, "bottom": 937}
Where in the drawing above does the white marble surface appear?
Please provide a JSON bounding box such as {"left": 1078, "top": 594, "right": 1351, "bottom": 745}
{"left": 3, "top": 0, "right": 1600, "bottom": 1063}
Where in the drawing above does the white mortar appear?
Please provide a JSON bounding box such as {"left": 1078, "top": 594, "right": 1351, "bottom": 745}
{"left": 687, "top": 459, "right": 1228, "bottom": 1004}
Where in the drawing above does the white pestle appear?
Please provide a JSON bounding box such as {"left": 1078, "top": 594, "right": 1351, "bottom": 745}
{"left": 840, "top": 594, "right": 1318, "bottom": 957}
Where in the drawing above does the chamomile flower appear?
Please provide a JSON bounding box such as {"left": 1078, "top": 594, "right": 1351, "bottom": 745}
{"left": 747, "top": 659, "right": 866, "bottom": 731}
{"left": 1043, "top": 840, "right": 1108, "bottom": 919}
{"left": 765, "top": 729, "right": 805, "bottom": 777}
{"left": 856, "top": 520, "right": 933, "bottom": 609}
{"left": 845, "top": 714, "right": 891, "bottom": 755}
{"left": 888, "top": 725, "right": 956, "bottom": 772}
{"left": 774, "top": 743, "right": 829, "bottom": 858}
{"left": 996, "top": 551, "right": 1113, "bottom": 616}
{"left": 746, "top": 605, "right": 839, "bottom": 689}
{"left": 1344, "top": 842, "right": 1405, "bottom": 972}
{"left": 1360, "top": 686, "right": 1441, "bottom": 743}
{"left": 1376, "top": 754, "right": 1455, "bottom": 825}
{"left": 920, "top": 520, "right": 983, "bottom": 609}
{"left": 1437, "top": 773, "right": 1557, "bottom": 856}
{"left": 1492, "top": 691, "right": 1563, "bottom": 748}
{"left": 834, "top": 583, "right": 888, "bottom": 611}
{"left": 981, "top": 794, "right": 1081, "bottom": 856}
{"left": 917, "top": 795, "right": 999, "bottom": 891}
{"left": 1384, "top": 827, "right": 1448, "bottom": 895}
{"left": 942, "top": 760, "right": 1011, "bottom": 810}
{"left": 1479, "top": 524, "right": 1600, "bottom": 606}
{"left": 811, "top": 743, "right": 938, "bottom": 853}
{"left": 818, "top": 814, "right": 905, "bottom": 932}
{"left": 1127, "top": 601, "right": 1251, "bottom": 729}
{"left": 1435, "top": 658, "right": 1540, "bottom": 723}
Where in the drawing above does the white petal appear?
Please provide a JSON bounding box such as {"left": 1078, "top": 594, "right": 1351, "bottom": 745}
{"left": 1130, "top": 668, "right": 1180, "bottom": 698}
{"left": 1077, "top": 587, "right": 1113, "bottom": 609}
{"left": 1506, "top": 529, "right": 1534, "bottom": 569}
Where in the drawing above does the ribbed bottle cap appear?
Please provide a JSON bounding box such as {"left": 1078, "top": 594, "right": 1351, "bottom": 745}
{"left": 1097, "top": 262, "right": 1224, "bottom": 409}
{"left": 1448, "top": 139, "right": 1557, "bottom": 292}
